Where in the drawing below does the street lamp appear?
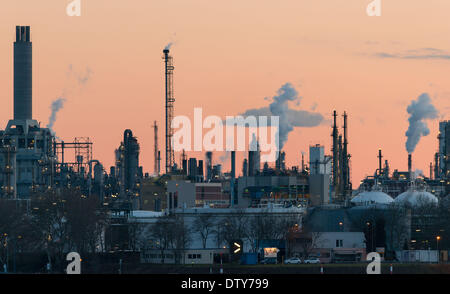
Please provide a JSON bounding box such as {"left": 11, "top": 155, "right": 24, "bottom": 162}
{"left": 338, "top": 221, "right": 343, "bottom": 232}
{"left": 436, "top": 236, "right": 441, "bottom": 263}
{"left": 367, "top": 221, "right": 375, "bottom": 253}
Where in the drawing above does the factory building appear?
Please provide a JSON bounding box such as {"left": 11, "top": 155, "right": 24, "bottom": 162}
{"left": 308, "top": 144, "right": 333, "bottom": 206}
{"left": 167, "top": 180, "right": 229, "bottom": 209}
{"left": 140, "top": 176, "right": 167, "bottom": 211}
{"left": 236, "top": 173, "right": 309, "bottom": 208}
{"left": 361, "top": 120, "right": 450, "bottom": 198}
{"left": 0, "top": 26, "right": 56, "bottom": 199}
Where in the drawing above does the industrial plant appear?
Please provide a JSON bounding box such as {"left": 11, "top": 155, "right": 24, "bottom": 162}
{"left": 0, "top": 25, "right": 450, "bottom": 274}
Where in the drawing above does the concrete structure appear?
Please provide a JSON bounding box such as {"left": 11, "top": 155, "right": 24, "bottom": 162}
{"left": 309, "top": 144, "right": 331, "bottom": 175}
{"left": 0, "top": 26, "right": 56, "bottom": 199}
{"left": 14, "top": 26, "right": 32, "bottom": 120}
{"left": 167, "top": 180, "right": 229, "bottom": 209}
{"left": 140, "top": 177, "right": 166, "bottom": 211}
{"left": 309, "top": 174, "right": 330, "bottom": 206}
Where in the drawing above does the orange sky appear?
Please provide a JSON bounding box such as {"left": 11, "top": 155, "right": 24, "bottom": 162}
{"left": 1, "top": 0, "right": 449, "bottom": 184}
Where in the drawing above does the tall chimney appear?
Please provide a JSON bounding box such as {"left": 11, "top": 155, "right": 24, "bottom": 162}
{"left": 408, "top": 153, "right": 412, "bottom": 176}
{"left": 378, "top": 149, "right": 383, "bottom": 176}
{"left": 434, "top": 152, "right": 440, "bottom": 179}
{"left": 14, "top": 26, "right": 32, "bottom": 120}
{"left": 430, "top": 162, "right": 433, "bottom": 180}
{"left": 230, "top": 151, "right": 236, "bottom": 207}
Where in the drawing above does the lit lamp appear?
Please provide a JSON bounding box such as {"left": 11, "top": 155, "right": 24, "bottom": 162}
{"left": 436, "top": 236, "right": 441, "bottom": 263}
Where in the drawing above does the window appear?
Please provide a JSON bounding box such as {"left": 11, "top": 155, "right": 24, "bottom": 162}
{"left": 188, "top": 254, "right": 202, "bottom": 259}
{"left": 336, "top": 240, "right": 343, "bottom": 248}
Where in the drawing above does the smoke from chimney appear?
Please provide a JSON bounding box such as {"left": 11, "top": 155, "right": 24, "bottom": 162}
{"left": 405, "top": 93, "right": 438, "bottom": 153}
{"left": 233, "top": 83, "right": 324, "bottom": 150}
{"left": 164, "top": 42, "right": 173, "bottom": 51}
{"left": 46, "top": 97, "right": 66, "bottom": 133}
{"left": 47, "top": 65, "right": 92, "bottom": 136}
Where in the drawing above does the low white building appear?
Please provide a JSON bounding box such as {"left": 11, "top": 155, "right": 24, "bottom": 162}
{"left": 290, "top": 231, "right": 366, "bottom": 263}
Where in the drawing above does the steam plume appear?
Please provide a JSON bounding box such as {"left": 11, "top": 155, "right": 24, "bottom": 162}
{"left": 405, "top": 93, "right": 438, "bottom": 153}
{"left": 235, "top": 83, "right": 324, "bottom": 149}
{"left": 46, "top": 97, "right": 66, "bottom": 133}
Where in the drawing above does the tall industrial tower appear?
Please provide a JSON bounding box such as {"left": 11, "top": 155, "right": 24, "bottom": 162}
{"left": 332, "top": 111, "right": 339, "bottom": 190}
{"left": 163, "top": 48, "right": 175, "bottom": 174}
{"left": 331, "top": 110, "right": 352, "bottom": 203}
{"left": 14, "top": 26, "right": 32, "bottom": 120}
{"left": 342, "top": 111, "right": 350, "bottom": 194}
{"left": 153, "top": 121, "right": 160, "bottom": 176}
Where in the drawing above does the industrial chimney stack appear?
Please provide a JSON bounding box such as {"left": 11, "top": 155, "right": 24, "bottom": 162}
{"left": 408, "top": 153, "right": 412, "bottom": 177}
{"left": 14, "top": 26, "right": 32, "bottom": 120}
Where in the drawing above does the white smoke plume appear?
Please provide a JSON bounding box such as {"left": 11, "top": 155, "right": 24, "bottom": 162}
{"left": 405, "top": 93, "right": 438, "bottom": 153}
{"left": 164, "top": 42, "right": 174, "bottom": 51}
{"left": 236, "top": 83, "right": 324, "bottom": 149}
{"left": 47, "top": 65, "right": 93, "bottom": 137}
{"left": 68, "top": 65, "right": 93, "bottom": 85}
{"left": 46, "top": 97, "right": 66, "bottom": 133}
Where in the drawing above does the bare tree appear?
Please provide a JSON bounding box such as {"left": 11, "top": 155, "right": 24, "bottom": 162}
{"left": 384, "top": 203, "right": 410, "bottom": 255}
{"left": 215, "top": 209, "right": 248, "bottom": 249}
{"left": 294, "top": 228, "right": 324, "bottom": 261}
{"left": 150, "top": 215, "right": 173, "bottom": 264}
{"left": 30, "top": 190, "right": 70, "bottom": 271}
{"left": 64, "top": 189, "right": 106, "bottom": 255}
{"left": 193, "top": 213, "right": 216, "bottom": 249}
{"left": 170, "top": 215, "right": 191, "bottom": 264}
{"left": 0, "top": 199, "right": 28, "bottom": 271}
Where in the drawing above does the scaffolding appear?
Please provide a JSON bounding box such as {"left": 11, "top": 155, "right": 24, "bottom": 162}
{"left": 54, "top": 137, "right": 93, "bottom": 174}
{"left": 163, "top": 49, "right": 175, "bottom": 174}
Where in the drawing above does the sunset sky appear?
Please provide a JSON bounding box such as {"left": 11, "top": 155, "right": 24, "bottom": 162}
{"left": 1, "top": 0, "right": 449, "bottom": 184}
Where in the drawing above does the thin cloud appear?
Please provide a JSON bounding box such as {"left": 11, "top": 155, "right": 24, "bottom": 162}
{"left": 374, "top": 48, "right": 450, "bottom": 60}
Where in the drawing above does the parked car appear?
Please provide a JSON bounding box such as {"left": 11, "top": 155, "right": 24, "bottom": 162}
{"left": 260, "top": 258, "right": 277, "bottom": 264}
{"left": 284, "top": 257, "right": 302, "bottom": 264}
{"left": 303, "top": 257, "right": 321, "bottom": 264}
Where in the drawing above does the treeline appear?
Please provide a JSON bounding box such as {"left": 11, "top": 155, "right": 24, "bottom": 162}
{"left": 0, "top": 188, "right": 107, "bottom": 272}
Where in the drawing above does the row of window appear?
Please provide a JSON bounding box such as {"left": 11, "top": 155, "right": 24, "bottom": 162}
{"left": 143, "top": 254, "right": 174, "bottom": 259}
{"left": 142, "top": 253, "right": 203, "bottom": 260}
{"left": 0, "top": 138, "right": 46, "bottom": 149}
